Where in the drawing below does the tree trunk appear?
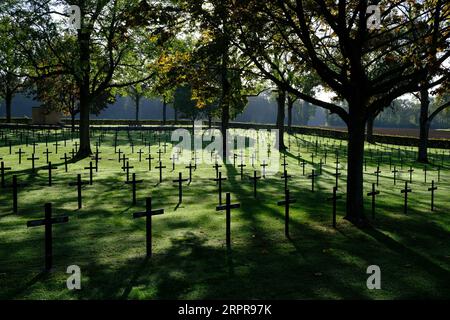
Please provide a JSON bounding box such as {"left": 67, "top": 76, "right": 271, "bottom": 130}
{"left": 162, "top": 97, "right": 167, "bottom": 125}
{"left": 77, "top": 28, "right": 92, "bottom": 158}
{"left": 5, "top": 90, "right": 12, "bottom": 123}
{"left": 135, "top": 94, "right": 140, "bottom": 123}
{"left": 71, "top": 113, "right": 76, "bottom": 132}
{"left": 344, "top": 107, "right": 367, "bottom": 225}
{"left": 221, "top": 104, "right": 230, "bottom": 160}
{"left": 366, "top": 114, "right": 375, "bottom": 143}
{"left": 220, "top": 45, "right": 231, "bottom": 160}
{"left": 418, "top": 87, "right": 430, "bottom": 163}
{"left": 276, "top": 89, "right": 286, "bottom": 151}
{"left": 287, "top": 96, "right": 294, "bottom": 132}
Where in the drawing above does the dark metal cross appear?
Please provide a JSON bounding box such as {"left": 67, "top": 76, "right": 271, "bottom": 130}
{"left": 69, "top": 174, "right": 89, "bottom": 209}
{"left": 137, "top": 149, "right": 144, "bottom": 162}
{"left": 260, "top": 161, "right": 268, "bottom": 178}
{"left": 185, "top": 162, "right": 195, "bottom": 183}
{"left": 248, "top": 170, "right": 261, "bottom": 198}
{"left": 121, "top": 161, "right": 134, "bottom": 182}
{"left": 146, "top": 154, "right": 154, "bottom": 171}
{"left": 251, "top": 153, "right": 256, "bottom": 168}
{"left": 27, "top": 153, "right": 40, "bottom": 173}
{"left": 31, "top": 142, "right": 38, "bottom": 154}
{"left": 213, "top": 162, "right": 222, "bottom": 182}
{"left": 1, "top": 161, "right": 11, "bottom": 188}
{"left": 327, "top": 186, "right": 342, "bottom": 228}
{"left": 92, "top": 150, "right": 101, "bottom": 172}
{"left": 156, "top": 161, "right": 166, "bottom": 183}
{"left": 301, "top": 159, "right": 306, "bottom": 176}
{"left": 391, "top": 166, "right": 399, "bottom": 185}
{"left": 191, "top": 152, "right": 199, "bottom": 168}
{"left": 170, "top": 153, "right": 178, "bottom": 171}
{"left": 60, "top": 153, "right": 69, "bottom": 172}
{"left": 308, "top": 169, "right": 319, "bottom": 192}
{"left": 281, "top": 170, "right": 292, "bottom": 191}
{"left": 277, "top": 189, "right": 296, "bottom": 238}
{"left": 162, "top": 142, "right": 169, "bottom": 153}
{"left": 238, "top": 162, "right": 246, "bottom": 180}
{"left": 423, "top": 166, "right": 427, "bottom": 183}
{"left": 216, "top": 192, "right": 240, "bottom": 250}
{"left": 133, "top": 197, "right": 164, "bottom": 257}
{"left": 173, "top": 172, "right": 189, "bottom": 204}
{"left": 11, "top": 175, "right": 27, "bottom": 213}
{"left": 367, "top": 183, "right": 380, "bottom": 219}
{"left": 27, "top": 203, "right": 69, "bottom": 271}
{"left": 211, "top": 172, "right": 227, "bottom": 205}
{"left": 53, "top": 140, "right": 59, "bottom": 154}
{"left": 157, "top": 149, "right": 163, "bottom": 162}
{"left": 401, "top": 181, "right": 412, "bottom": 215}
{"left": 15, "top": 148, "right": 25, "bottom": 164}
{"left": 408, "top": 166, "right": 414, "bottom": 183}
{"left": 428, "top": 180, "right": 437, "bottom": 211}
{"left": 84, "top": 161, "right": 97, "bottom": 185}
{"left": 121, "top": 154, "right": 129, "bottom": 171}
{"left": 281, "top": 155, "right": 288, "bottom": 171}
{"left": 374, "top": 166, "right": 381, "bottom": 186}
{"left": 125, "top": 173, "right": 143, "bottom": 205}
{"left": 46, "top": 162, "right": 58, "bottom": 186}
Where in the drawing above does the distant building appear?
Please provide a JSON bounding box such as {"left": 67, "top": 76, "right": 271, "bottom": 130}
{"left": 32, "top": 107, "right": 62, "bottom": 125}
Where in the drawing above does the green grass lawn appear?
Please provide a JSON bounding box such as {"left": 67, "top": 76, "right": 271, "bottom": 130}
{"left": 0, "top": 128, "right": 449, "bottom": 299}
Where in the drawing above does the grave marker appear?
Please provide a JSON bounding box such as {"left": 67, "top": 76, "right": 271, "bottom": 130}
{"left": 15, "top": 148, "right": 25, "bottom": 164}
{"left": 173, "top": 172, "right": 189, "bottom": 204}
{"left": 211, "top": 172, "right": 227, "bottom": 205}
{"left": 277, "top": 189, "right": 296, "bottom": 237}
{"left": 133, "top": 197, "right": 164, "bottom": 257}
{"left": 126, "top": 173, "right": 143, "bottom": 205}
{"left": 69, "top": 174, "right": 89, "bottom": 209}
{"left": 367, "top": 183, "right": 380, "bottom": 219}
{"left": 308, "top": 169, "right": 318, "bottom": 192}
{"left": 248, "top": 171, "right": 261, "bottom": 198}
{"left": 327, "top": 186, "right": 341, "bottom": 228}
{"left": 428, "top": 180, "right": 437, "bottom": 211}
{"left": 156, "top": 161, "right": 166, "bottom": 183}
{"left": 46, "top": 162, "right": 58, "bottom": 186}
{"left": 401, "top": 181, "right": 412, "bottom": 215}
{"left": 26, "top": 203, "right": 69, "bottom": 271}
{"left": 216, "top": 193, "right": 240, "bottom": 250}
{"left": 1, "top": 161, "right": 12, "bottom": 188}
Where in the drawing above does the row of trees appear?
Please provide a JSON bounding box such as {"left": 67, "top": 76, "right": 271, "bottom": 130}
{"left": 1, "top": 0, "right": 449, "bottom": 225}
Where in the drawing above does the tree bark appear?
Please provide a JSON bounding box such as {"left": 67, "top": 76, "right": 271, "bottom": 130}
{"left": 5, "top": 90, "right": 12, "bottom": 123}
{"left": 162, "top": 97, "right": 167, "bottom": 125}
{"left": 344, "top": 106, "right": 367, "bottom": 225}
{"left": 71, "top": 113, "right": 76, "bottom": 132}
{"left": 77, "top": 28, "right": 92, "bottom": 158}
{"left": 418, "top": 87, "right": 430, "bottom": 163}
{"left": 287, "top": 95, "right": 294, "bottom": 132}
{"left": 366, "top": 114, "right": 375, "bottom": 143}
{"left": 221, "top": 103, "right": 230, "bottom": 160}
{"left": 135, "top": 93, "right": 140, "bottom": 122}
{"left": 276, "top": 88, "right": 286, "bottom": 151}
{"left": 220, "top": 44, "right": 231, "bottom": 160}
